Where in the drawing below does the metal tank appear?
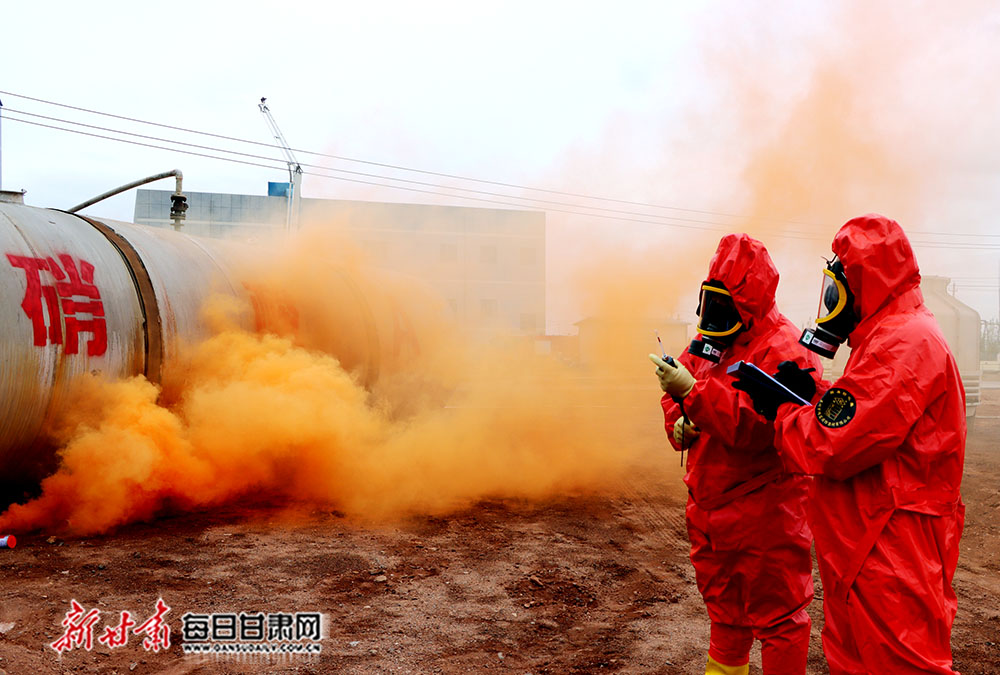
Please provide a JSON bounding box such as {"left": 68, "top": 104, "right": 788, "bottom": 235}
{"left": 921, "top": 275, "right": 982, "bottom": 422}
{"left": 1, "top": 201, "right": 146, "bottom": 472}
{"left": 0, "top": 199, "right": 422, "bottom": 477}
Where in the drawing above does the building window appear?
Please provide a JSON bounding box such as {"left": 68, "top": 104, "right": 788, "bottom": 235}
{"left": 480, "top": 244, "right": 497, "bottom": 264}
{"left": 520, "top": 313, "right": 537, "bottom": 333}
{"left": 481, "top": 298, "right": 497, "bottom": 317}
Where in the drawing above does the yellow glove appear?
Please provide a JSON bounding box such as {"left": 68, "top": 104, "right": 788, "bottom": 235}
{"left": 672, "top": 417, "right": 700, "bottom": 446}
{"left": 648, "top": 354, "right": 696, "bottom": 398}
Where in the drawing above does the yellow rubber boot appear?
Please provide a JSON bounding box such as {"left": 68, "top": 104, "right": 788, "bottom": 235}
{"left": 706, "top": 655, "right": 750, "bottom": 675}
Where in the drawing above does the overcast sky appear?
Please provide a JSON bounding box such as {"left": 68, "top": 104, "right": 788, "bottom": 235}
{"left": 2, "top": 0, "right": 999, "bottom": 325}
{"left": 0, "top": 1, "right": 704, "bottom": 211}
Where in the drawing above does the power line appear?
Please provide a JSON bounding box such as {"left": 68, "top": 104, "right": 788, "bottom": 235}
{"left": 0, "top": 108, "right": 756, "bottom": 231}
{"left": 910, "top": 241, "right": 1000, "bottom": 251}
{"left": 11, "top": 113, "right": 1000, "bottom": 250}
{"left": 5, "top": 94, "right": 1000, "bottom": 249}
{"left": 4, "top": 107, "right": 288, "bottom": 164}
{"left": 6, "top": 113, "right": 820, "bottom": 237}
{"left": 1, "top": 115, "right": 736, "bottom": 233}
{"left": 0, "top": 88, "right": 761, "bottom": 221}
{"left": 6, "top": 88, "right": 1000, "bottom": 240}
{"left": 3, "top": 115, "right": 286, "bottom": 173}
{"left": 2, "top": 114, "right": 737, "bottom": 233}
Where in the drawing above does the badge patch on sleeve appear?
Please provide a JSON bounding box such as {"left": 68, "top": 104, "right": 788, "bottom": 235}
{"left": 815, "top": 388, "right": 857, "bottom": 428}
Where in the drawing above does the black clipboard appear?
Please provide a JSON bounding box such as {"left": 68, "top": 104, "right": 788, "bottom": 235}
{"left": 726, "top": 360, "right": 810, "bottom": 406}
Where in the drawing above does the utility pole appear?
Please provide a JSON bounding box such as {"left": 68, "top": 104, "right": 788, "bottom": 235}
{"left": 258, "top": 97, "right": 302, "bottom": 232}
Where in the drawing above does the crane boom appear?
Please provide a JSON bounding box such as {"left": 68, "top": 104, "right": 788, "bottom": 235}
{"left": 258, "top": 97, "right": 302, "bottom": 231}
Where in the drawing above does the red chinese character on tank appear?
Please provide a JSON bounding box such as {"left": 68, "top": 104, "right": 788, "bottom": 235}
{"left": 98, "top": 610, "right": 135, "bottom": 649}
{"left": 6, "top": 253, "right": 107, "bottom": 356}
{"left": 50, "top": 599, "right": 101, "bottom": 654}
{"left": 134, "top": 598, "right": 171, "bottom": 653}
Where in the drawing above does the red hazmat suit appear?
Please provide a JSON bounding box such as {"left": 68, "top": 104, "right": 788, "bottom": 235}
{"left": 661, "top": 234, "right": 821, "bottom": 674}
{"left": 774, "top": 214, "right": 966, "bottom": 675}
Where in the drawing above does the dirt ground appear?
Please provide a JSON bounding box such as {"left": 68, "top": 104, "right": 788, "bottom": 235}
{"left": 0, "top": 389, "right": 997, "bottom": 675}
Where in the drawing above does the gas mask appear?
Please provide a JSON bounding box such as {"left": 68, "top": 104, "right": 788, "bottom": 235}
{"left": 799, "top": 257, "right": 859, "bottom": 358}
{"left": 688, "top": 281, "right": 744, "bottom": 364}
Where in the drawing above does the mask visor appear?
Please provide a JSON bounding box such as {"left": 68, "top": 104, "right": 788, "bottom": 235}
{"left": 696, "top": 284, "right": 743, "bottom": 338}
{"left": 816, "top": 268, "right": 848, "bottom": 324}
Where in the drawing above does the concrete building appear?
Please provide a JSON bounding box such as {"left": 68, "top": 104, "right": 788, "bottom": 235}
{"left": 134, "top": 188, "right": 545, "bottom": 336}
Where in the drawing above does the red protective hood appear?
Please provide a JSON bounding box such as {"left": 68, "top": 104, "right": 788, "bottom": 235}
{"left": 832, "top": 214, "right": 921, "bottom": 321}
{"left": 705, "top": 233, "right": 778, "bottom": 327}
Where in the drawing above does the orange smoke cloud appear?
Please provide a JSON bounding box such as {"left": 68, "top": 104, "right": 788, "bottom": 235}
{"left": 544, "top": 1, "right": 1000, "bottom": 332}
{"left": 0, "top": 228, "right": 655, "bottom": 535}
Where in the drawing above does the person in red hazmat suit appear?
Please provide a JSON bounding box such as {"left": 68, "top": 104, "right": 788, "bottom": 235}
{"left": 649, "top": 233, "right": 822, "bottom": 675}
{"left": 731, "top": 214, "right": 966, "bottom": 674}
